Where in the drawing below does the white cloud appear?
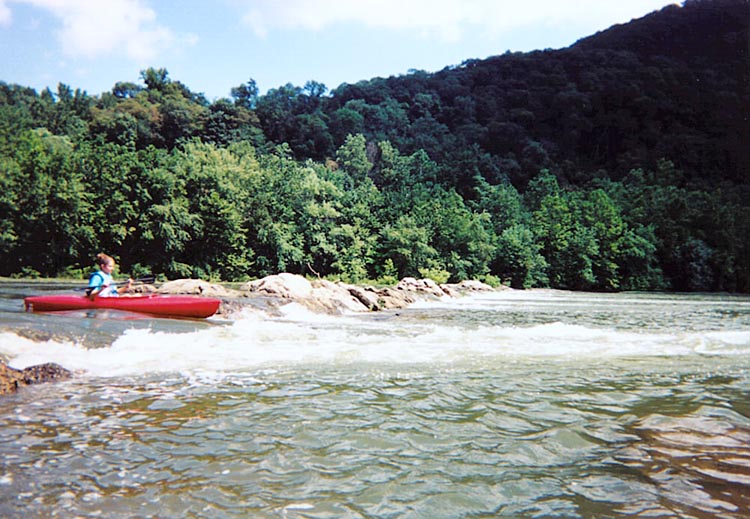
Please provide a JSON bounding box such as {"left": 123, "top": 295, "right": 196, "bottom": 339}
{"left": 8, "top": 0, "right": 193, "bottom": 62}
{"left": 240, "top": 0, "right": 676, "bottom": 41}
{"left": 0, "top": 0, "right": 11, "bottom": 26}
{"left": 241, "top": 0, "right": 469, "bottom": 40}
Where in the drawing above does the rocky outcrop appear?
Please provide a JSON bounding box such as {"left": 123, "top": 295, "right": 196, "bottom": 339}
{"left": 156, "top": 279, "right": 241, "bottom": 298}
{"left": 308, "top": 279, "right": 369, "bottom": 313}
{"left": 396, "top": 277, "right": 499, "bottom": 298}
{"left": 345, "top": 284, "right": 381, "bottom": 311}
{"left": 243, "top": 274, "right": 366, "bottom": 314}
{"left": 243, "top": 273, "right": 313, "bottom": 299}
{"left": 240, "top": 273, "right": 500, "bottom": 314}
{"left": 372, "top": 286, "right": 417, "bottom": 309}
{"left": 130, "top": 274, "right": 504, "bottom": 317}
{"left": 1, "top": 360, "right": 72, "bottom": 396}
{"left": 451, "top": 279, "right": 500, "bottom": 292}
{"left": 397, "top": 277, "right": 446, "bottom": 297}
{"left": 241, "top": 273, "right": 420, "bottom": 314}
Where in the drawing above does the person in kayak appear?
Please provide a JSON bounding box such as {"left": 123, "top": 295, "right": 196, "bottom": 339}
{"left": 87, "top": 253, "right": 132, "bottom": 298}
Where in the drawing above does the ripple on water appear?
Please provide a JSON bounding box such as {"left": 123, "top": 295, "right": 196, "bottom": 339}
{"left": 614, "top": 406, "right": 750, "bottom": 518}
{"left": 1, "top": 285, "right": 749, "bottom": 519}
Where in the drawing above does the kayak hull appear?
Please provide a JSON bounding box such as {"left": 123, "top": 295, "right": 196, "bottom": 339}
{"left": 24, "top": 294, "right": 221, "bottom": 319}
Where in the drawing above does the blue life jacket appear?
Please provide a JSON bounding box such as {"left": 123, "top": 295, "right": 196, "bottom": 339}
{"left": 88, "top": 271, "right": 118, "bottom": 297}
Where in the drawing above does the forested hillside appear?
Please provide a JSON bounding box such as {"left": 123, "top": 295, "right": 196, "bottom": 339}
{"left": 1, "top": 0, "right": 748, "bottom": 292}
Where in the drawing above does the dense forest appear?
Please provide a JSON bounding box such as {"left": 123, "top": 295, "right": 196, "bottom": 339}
{"left": 1, "top": 0, "right": 748, "bottom": 292}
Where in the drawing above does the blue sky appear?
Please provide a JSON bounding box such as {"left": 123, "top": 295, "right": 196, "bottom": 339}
{"left": 0, "top": 0, "right": 677, "bottom": 101}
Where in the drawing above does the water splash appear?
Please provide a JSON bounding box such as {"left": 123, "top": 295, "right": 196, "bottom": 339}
{"left": 1, "top": 305, "right": 748, "bottom": 379}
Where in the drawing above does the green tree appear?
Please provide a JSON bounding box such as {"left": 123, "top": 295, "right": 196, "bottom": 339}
{"left": 532, "top": 190, "right": 599, "bottom": 290}
{"left": 1, "top": 129, "right": 95, "bottom": 276}
{"left": 380, "top": 214, "right": 438, "bottom": 278}
{"left": 141, "top": 67, "right": 170, "bottom": 92}
{"left": 231, "top": 79, "right": 259, "bottom": 109}
{"left": 421, "top": 189, "right": 495, "bottom": 281}
{"left": 336, "top": 133, "right": 372, "bottom": 181}
{"left": 574, "top": 189, "right": 625, "bottom": 290}
{"left": 202, "top": 98, "right": 263, "bottom": 147}
{"left": 173, "top": 141, "right": 256, "bottom": 279}
{"left": 495, "top": 224, "right": 547, "bottom": 288}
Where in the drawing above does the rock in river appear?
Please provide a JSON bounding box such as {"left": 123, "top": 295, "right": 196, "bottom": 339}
{"left": 0, "top": 360, "right": 72, "bottom": 396}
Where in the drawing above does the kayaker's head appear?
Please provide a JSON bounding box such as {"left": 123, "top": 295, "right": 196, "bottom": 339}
{"left": 96, "top": 253, "right": 116, "bottom": 274}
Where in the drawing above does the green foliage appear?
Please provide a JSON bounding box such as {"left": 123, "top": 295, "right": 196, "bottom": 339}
{"left": 479, "top": 274, "right": 504, "bottom": 288}
{"left": 417, "top": 267, "right": 451, "bottom": 285}
{"left": 0, "top": 129, "right": 96, "bottom": 275}
{"left": 0, "top": 0, "right": 748, "bottom": 292}
{"left": 336, "top": 134, "right": 372, "bottom": 179}
{"left": 531, "top": 191, "right": 594, "bottom": 290}
{"left": 172, "top": 141, "right": 255, "bottom": 279}
{"left": 380, "top": 214, "right": 438, "bottom": 278}
{"left": 377, "top": 259, "right": 399, "bottom": 286}
{"left": 495, "top": 224, "right": 547, "bottom": 288}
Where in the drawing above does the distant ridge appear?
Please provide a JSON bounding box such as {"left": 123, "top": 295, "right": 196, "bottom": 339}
{"left": 573, "top": 0, "right": 749, "bottom": 70}
{"left": 332, "top": 0, "right": 748, "bottom": 184}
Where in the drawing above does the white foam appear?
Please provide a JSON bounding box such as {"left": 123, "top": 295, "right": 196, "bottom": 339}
{"left": 2, "top": 290, "right": 748, "bottom": 378}
{"left": 2, "top": 309, "right": 748, "bottom": 380}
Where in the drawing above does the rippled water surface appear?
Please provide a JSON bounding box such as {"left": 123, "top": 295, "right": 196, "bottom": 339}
{"left": 1, "top": 283, "right": 748, "bottom": 518}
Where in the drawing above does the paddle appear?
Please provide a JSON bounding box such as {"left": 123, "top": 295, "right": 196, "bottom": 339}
{"left": 75, "top": 275, "right": 156, "bottom": 292}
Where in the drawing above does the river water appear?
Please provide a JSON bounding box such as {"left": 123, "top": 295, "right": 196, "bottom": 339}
{"left": 0, "top": 282, "right": 748, "bottom": 518}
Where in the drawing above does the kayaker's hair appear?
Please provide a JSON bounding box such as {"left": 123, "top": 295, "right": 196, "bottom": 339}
{"left": 96, "top": 253, "right": 115, "bottom": 267}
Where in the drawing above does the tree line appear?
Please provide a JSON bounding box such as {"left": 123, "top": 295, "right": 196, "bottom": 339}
{"left": 0, "top": 0, "right": 747, "bottom": 291}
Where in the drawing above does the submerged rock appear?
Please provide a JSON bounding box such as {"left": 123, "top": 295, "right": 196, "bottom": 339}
{"left": 0, "top": 360, "right": 72, "bottom": 396}
{"left": 616, "top": 412, "right": 750, "bottom": 516}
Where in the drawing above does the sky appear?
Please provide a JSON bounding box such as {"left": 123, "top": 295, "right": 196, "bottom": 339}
{"left": 0, "top": 0, "right": 678, "bottom": 101}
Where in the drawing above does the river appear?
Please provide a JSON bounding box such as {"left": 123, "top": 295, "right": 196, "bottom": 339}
{"left": 0, "top": 281, "right": 748, "bottom": 518}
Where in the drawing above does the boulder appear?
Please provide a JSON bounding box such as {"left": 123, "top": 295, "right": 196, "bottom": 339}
{"left": 1, "top": 360, "right": 72, "bottom": 396}
{"left": 157, "top": 279, "right": 239, "bottom": 298}
{"left": 131, "top": 283, "right": 157, "bottom": 294}
{"left": 397, "top": 277, "right": 448, "bottom": 298}
{"left": 397, "top": 277, "right": 503, "bottom": 298}
{"left": 438, "top": 284, "right": 460, "bottom": 297}
{"left": 243, "top": 273, "right": 313, "bottom": 299}
{"left": 21, "top": 362, "right": 72, "bottom": 384}
{"left": 373, "top": 286, "right": 416, "bottom": 309}
{"left": 239, "top": 274, "right": 421, "bottom": 314}
{"left": 0, "top": 362, "right": 20, "bottom": 395}
{"left": 447, "top": 279, "right": 498, "bottom": 292}
{"left": 236, "top": 273, "right": 504, "bottom": 315}
{"left": 309, "top": 279, "right": 370, "bottom": 313}
{"left": 345, "top": 285, "right": 381, "bottom": 311}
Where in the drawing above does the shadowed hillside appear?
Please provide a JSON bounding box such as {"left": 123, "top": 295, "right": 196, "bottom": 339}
{"left": 318, "top": 0, "right": 748, "bottom": 188}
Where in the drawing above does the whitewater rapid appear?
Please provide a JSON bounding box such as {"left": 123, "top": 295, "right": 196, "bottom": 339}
{"left": 2, "top": 290, "right": 748, "bottom": 379}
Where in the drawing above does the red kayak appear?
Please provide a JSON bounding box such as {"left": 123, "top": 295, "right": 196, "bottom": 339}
{"left": 24, "top": 294, "right": 221, "bottom": 319}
